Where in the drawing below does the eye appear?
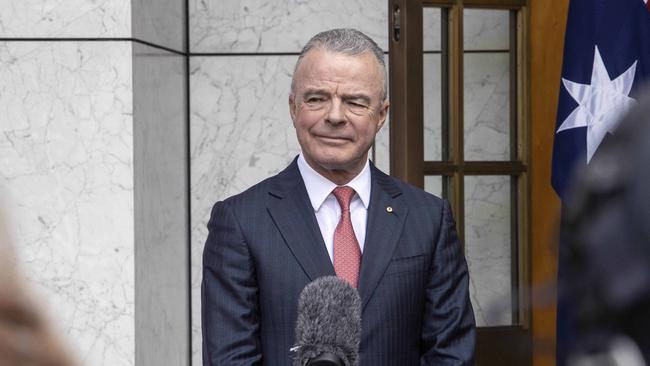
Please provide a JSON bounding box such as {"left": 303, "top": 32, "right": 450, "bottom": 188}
{"left": 306, "top": 96, "right": 325, "bottom": 104}
{"left": 347, "top": 100, "right": 368, "bottom": 109}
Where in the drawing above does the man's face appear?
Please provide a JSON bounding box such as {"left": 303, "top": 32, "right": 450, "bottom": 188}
{"left": 289, "top": 47, "right": 389, "bottom": 182}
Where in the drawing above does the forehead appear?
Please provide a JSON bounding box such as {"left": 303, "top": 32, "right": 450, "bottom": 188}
{"left": 293, "top": 48, "right": 384, "bottom": 94}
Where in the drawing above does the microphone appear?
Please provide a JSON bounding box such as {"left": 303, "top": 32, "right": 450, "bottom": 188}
{"left": 292, "top": 276, "right": 361, "bottom": 366}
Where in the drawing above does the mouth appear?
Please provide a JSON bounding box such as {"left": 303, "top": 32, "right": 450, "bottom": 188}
{"left": 314, "top": 135, "right": 351, "bottom": 144}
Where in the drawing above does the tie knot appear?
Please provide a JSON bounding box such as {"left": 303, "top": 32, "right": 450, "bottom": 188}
{"left": 332, "top": 186, "right": 356, "bottom": 211}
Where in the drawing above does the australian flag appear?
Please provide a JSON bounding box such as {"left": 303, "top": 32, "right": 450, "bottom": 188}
{"left": 552, "top": 0, "right": 650, "bottom": 364}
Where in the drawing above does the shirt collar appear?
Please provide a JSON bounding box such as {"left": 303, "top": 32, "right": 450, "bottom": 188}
{"left": 297, "top": 153, "right": 371, "bottom": 211}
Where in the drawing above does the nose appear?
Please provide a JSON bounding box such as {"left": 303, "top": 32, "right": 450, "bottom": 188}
{"left": 326, "top": 98, "right": 345, "bottom": 125}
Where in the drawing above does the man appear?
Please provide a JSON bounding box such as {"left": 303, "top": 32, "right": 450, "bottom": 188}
{"left": 202, "top": 28, "right": 475, "bottom": 365}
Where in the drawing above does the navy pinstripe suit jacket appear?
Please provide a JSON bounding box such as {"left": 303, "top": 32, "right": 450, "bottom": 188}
{"left": 202, "top": 159, "right": 475, "bottom": 365}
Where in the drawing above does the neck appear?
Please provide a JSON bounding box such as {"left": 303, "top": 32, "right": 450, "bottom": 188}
{"left": 322, "top": 170, "right": 358, "bottom": 186}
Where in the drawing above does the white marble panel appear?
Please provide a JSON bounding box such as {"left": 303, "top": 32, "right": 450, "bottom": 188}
{"left": 189, "top": 0, "right": 388, "bottom": 52}
{"left": 372, "top": 58, "right": 390, "bottom": 175}
{"left": 426, "top": 8, "right": 509, "bottom": 52}
{"left": 372, "top": 116, "right": 390, "bottom": 174}
{"left": 0, "top": 0, "right": 131, "bottom": 38}
{"left": 0, "top": 41, "right": 134, "bottom": 365}
{"left": 464, "top": 52, "right": 510, "bottom": 161}
{"left": 423, "top": 7, "right": 442, "bottom": 52}
{"left": 464, "top": 175, "right": 512, "bottom": 326}
{"left": 424, "top": 53, "right": 443, "bottom": 161}
{"left": 424, "top": 175, "right": 443, "bottom": 198}
{"left": 463, "top": 9, "right": 510, "bottom": 51}
{"left": 132, "top": 43, "right": 189, "bottom": 365}
{"left": 190, "top": 55, "right": 300, "bottom": 365}
{"left": 132, "top": 0, "right": 186, "bottom": 52}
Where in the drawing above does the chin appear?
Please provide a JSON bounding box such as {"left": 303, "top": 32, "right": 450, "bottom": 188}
{"left": 315, "top": 155, "right": 363, "bottom": 172}
{"left": 302, "top": 145, "right": 367, "bottom": 171}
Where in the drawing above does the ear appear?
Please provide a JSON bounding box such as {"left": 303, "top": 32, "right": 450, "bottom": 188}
{"left": 376, "top": 99, "right": 390, "bottom": 132}
{"left": 289, "top": 94, "right": 297, "bottom": 123}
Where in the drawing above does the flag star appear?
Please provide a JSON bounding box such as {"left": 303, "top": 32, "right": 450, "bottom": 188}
{"left": 557, "top": 46, "right": 637, "bottom": 162}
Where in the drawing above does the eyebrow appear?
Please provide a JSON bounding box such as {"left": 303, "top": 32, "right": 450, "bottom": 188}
{"left": 302, "top": 88, "right": 329, "bottom": 97}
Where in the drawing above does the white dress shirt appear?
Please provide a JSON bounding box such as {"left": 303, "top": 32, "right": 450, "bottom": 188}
{"left": 297, "top": 154, "right": 370, "bottom": 262}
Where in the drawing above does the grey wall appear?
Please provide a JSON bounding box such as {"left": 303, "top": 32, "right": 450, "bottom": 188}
{"left": 0, "top": 1, "right": 189, "bottom": 365}
{"left": 133, "top": 42, "right": 189, "bottom": 366}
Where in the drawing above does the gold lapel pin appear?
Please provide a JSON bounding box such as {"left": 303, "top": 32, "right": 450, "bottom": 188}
{"left": 386, "top": 206, "right": 393, "bottom": 213}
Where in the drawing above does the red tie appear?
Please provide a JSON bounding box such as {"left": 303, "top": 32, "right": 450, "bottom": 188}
{"left": 332, "top": 186, "right": 361, "bottom": 288}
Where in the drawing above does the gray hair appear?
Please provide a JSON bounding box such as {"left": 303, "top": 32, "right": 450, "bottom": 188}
{"left": 291, "top": 28, "right": 387, "bottom": 100}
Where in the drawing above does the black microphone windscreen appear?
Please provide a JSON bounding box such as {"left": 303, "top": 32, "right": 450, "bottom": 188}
{"left": 293, "top": 276, "right": 361, "bottom": 366}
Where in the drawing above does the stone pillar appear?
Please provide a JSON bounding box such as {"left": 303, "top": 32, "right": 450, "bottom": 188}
{"left": 0, "top": 2, "right": 189, "bottom": 365}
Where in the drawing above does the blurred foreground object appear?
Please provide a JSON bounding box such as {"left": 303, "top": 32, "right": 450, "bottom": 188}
{"left": 550, "top": 1, "right": 650, "bottom": 362}
{"left": 0, "top": 208, "right": 75, "bottom": 366}
{"left": 562, "top": 89, "right": 650, "bottom": 366}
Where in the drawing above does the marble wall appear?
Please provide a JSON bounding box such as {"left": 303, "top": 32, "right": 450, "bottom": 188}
{"left": 0, "top": 1, "right": 188, "bottom": 365}
{"left": 0, "top": 40, "right": 135, "bottom": 366}
{"left": 0, "top": 1, "right": 131, "bottom": 37}
{"left": 189, "top": 0, "right": 388, "bottom": 52}
{"left": 465, "top": 175, "right": 512, "bottom": 326}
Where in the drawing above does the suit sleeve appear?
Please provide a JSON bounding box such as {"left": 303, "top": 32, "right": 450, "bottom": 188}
{"left": 202, "top": 200, "right": 262, "bottom": 366}
{"left": 421, "top": 199, "right": 476, "bottom": 366}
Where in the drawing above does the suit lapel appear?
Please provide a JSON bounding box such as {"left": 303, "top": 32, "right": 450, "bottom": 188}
{"left": 358, "top": 166, "right": 408, "bottom": 310}
{"left": 266, "top": 159, "right": 335, "bottom": 281}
